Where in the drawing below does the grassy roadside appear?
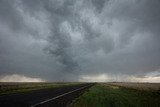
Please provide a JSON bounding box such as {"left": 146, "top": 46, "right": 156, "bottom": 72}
{"left": 0, "top": 82, "right": 81, "bottom": 95}
{"left": 70, "top": 84, "right": 160, "bottom": 107}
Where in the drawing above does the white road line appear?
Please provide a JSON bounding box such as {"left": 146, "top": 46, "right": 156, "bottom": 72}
{"left": 30, "top": 85, "right": 91, "bottom": 107}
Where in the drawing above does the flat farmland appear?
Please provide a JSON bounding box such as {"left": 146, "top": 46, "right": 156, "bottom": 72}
{"left": 1, "top": 82, "right": 160, "bottom": 107}
{"left": 107, "top": 82, "right": 160, "bottom": 90}
{"left": 70, "top": 83, "right": 160, "bottom": 107}
{"left": 0, "top": 82, "right": 81, "bottom": 95}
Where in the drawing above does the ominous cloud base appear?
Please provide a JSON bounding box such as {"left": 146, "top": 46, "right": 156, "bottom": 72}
{"left": 0, "top": 0, "right": 160, "bottom": 82}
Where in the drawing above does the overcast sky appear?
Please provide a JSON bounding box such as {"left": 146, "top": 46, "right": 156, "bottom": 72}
{"left": 0, "top": 0, "right": 160, "bottom": 82}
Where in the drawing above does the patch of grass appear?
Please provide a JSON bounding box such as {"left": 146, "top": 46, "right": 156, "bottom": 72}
{"left": 70, "top": 84, "right": 160, "bottom": 107}
{"left": 0, "top": 82, "right": 81, "bottom": 95}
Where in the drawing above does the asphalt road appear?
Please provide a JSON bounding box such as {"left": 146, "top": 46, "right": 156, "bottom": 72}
{"left": 0, "top": 83, "right": 94, "bottom": 107}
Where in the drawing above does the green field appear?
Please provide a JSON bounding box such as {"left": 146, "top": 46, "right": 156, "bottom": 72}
{"left": 70, "top": 83, "right": 160, "bottom": 107}
{"left": 0, "top": 82, "right": 80, "bottom": 95}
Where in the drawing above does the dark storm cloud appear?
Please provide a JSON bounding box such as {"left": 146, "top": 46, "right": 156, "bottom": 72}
{"left": 91, "top": 0, "right": 107, "bottom": 13}
{"left": 0, "top": 0, "right": 160, "bottom": 81}
{"left": 0, "top": 0, "right": 24, "bottom": 32}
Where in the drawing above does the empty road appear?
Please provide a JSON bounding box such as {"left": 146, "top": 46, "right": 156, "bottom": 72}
{"left": 0, "top": 83, "right": 94, "bottom": 107}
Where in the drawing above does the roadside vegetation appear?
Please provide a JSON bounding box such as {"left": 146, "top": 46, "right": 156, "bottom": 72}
{"left": 0, "top": 82, "right": 80, "bottom": 95}
{"left": 70, "top": 83, "right": 160, "bottom": 107}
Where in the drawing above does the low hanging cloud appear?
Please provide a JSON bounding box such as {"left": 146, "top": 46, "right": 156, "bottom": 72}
{"left": 79, "top": 70, "right": 160, "bottom": 83}
{"left": 0, "top": 74, "right": 45, "bottom": 82}
{"left": 0, "top": 0, "right": 160, "bottom": 82}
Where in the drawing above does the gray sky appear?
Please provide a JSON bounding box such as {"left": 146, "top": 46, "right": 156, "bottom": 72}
{"left": 0, "top": 0, "right": 160, "bottom": 82}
